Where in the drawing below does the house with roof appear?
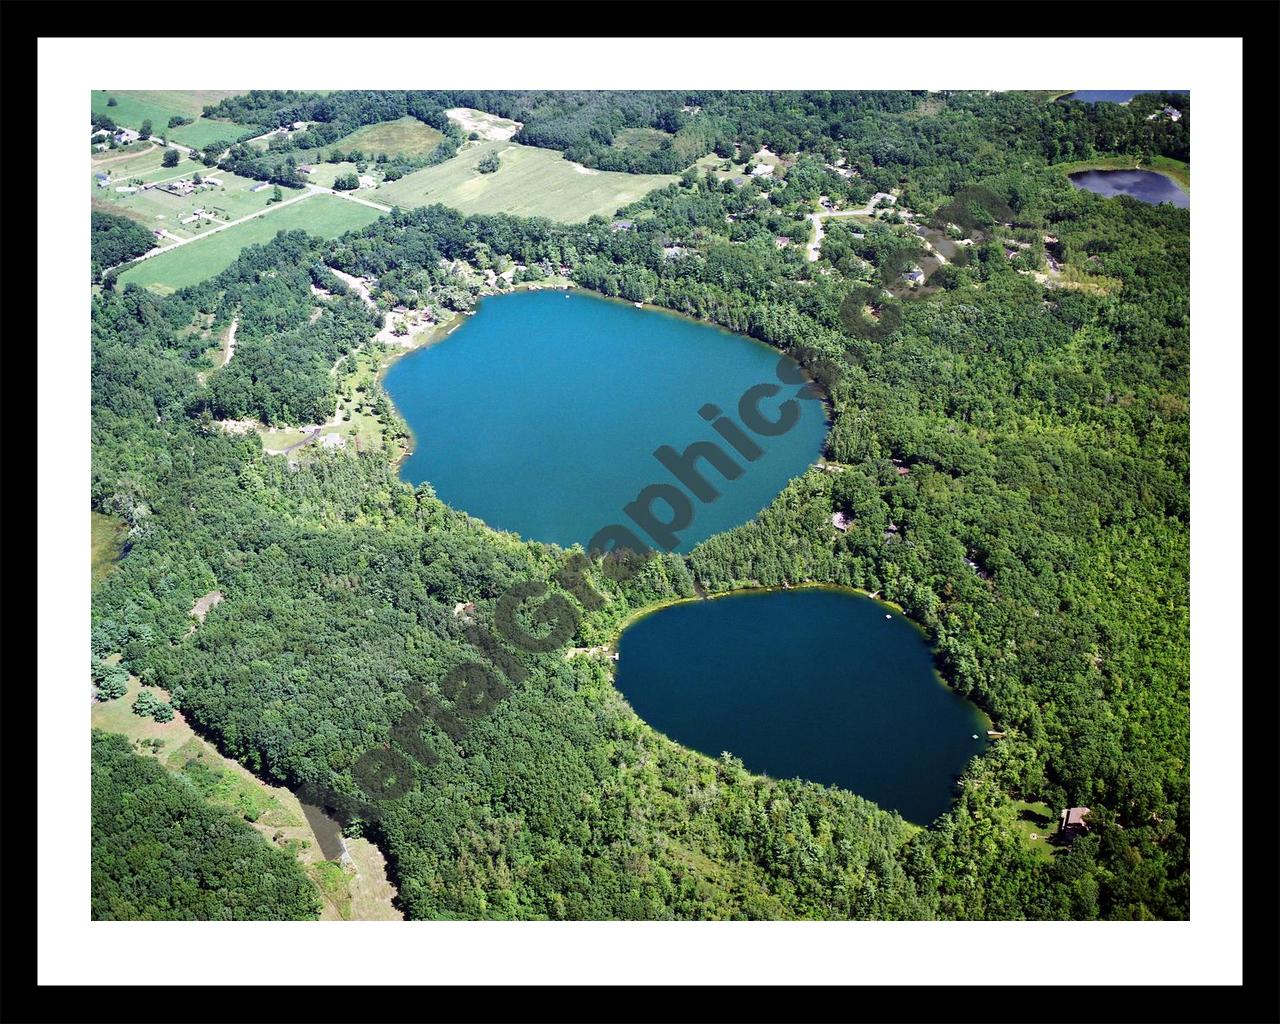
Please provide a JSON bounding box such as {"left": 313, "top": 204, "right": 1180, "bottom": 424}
{"left": 1058, "top": 806, "right": 1092, "bottom": 843}
{"left": 831, "top": 511, "right": 850, "bottom": 532}
{"left": 113, "top": 127, "right": 140, "bottom": 145}
{"left": 611, "top": 220, "right": 634, "bottom": 232}
{"left": 94, "top": 172, "right": 111, "bottom": 188}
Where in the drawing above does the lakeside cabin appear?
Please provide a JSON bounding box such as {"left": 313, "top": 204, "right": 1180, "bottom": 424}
{"left": 831, "top": 511, "right": 851, "bottom": 532}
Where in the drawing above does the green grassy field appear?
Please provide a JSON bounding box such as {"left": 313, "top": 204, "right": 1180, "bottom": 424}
{"left": 91, "top": 512, "right": 127, "bottom": 587}
{"left": 694, "top": 153, "right": 748, "bottom": 180}
{"left": 302, "top": 160, "right": 365, "bottom": 189}
{"left": 325, "top": 116, "right": 444, "bottom": 158}
{"left": 92, "top": 90, "right": 259, "bottom": 149}
{"left": 375, "top": 140, "right": 678, "bottom": 222}
{"left": 90, "top": 142, "right": 167, "bottom": 176}
{"left": 1008, "top": 799, "right": 1059, "bottom": 863}
{"left": 117, "top": 193, "right": 385, "bottom": 294}
{"left": 610, "top": 126, "right": 672, "bottom": 160}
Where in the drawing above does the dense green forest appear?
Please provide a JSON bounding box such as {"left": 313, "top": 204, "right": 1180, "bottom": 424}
{"left": 202, "top": 88, "right": 1189, "bottom": 178}
{"left": 91, "top": 730, "right": 319, "bottom": 919}
{"left": 92, "top": 89, "right": 1189, "bottom": 920}
{"left": 91, "top": 211, "right": 156, "bottom": 282}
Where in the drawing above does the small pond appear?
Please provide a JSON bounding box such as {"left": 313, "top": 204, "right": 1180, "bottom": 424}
{"left": 1068, "top": 169, "right": 1189, "bottom": 208}
{"left": 614, "top": 588, "right": 991, "bottom": 824}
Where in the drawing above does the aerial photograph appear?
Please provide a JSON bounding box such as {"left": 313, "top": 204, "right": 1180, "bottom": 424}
{"left": 86, "top": 86, "right": 1191, "bottom": 925}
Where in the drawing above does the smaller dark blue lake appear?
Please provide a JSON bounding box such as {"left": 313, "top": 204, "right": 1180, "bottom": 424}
{"left": 1064, "top": 90, "right": 1188, "bottom": 103}
{"left": 613, "top": 588, "right": 991, "bottom": 825}
{"left": 1068, "top": 169, "right": 1189, "bottom": 208}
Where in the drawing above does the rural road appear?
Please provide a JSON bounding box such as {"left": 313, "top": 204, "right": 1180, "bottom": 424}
{"left": 309, "top": 185, "right": 393, "bottom": 213}
{"left": 806, "top": 208, "right": 877, "bottom": 262}
{"left": 278, "top": 427, "right": 322, "bottom": 456}
{"left": 103, "top": 186, "right": 330, "bottom": 276}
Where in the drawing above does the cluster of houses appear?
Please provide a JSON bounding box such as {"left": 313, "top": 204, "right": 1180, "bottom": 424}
{"left": 154, "top": 176, "right": 220, "bottom": 198}
{"left": 92, "top": 125, "right": 141, "bottom": 151}
{"left": 1145, "top": 105, "right": 1183, "bottom": 122}
{"left": 824, "top": 158, "right": 859, "bottom": 179}
{"left": 179, "top": 208, "right": 218, "bottom": 226}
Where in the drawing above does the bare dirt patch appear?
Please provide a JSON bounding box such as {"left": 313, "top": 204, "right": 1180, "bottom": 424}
{"left": 445, "top": 107, "right": 522, "bottom": 141}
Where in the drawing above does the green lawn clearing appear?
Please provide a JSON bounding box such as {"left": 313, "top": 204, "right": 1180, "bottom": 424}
{"left": 324, "top": 116, "right": 444, "bottom": 159}
{"left": 116, "top": 193, "right": 384, "bottom": 294}
{"left": 93, "top": 90, "right": 260, "bottom": 149}
{"left": 374, "top": 140, "right": 677, "bottom": 222}
{"left": 91, "top": 512, "right": 127, "bottom": 587}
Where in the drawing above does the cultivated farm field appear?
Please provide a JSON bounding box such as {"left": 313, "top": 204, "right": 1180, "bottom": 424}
{"left": 116, "top": 193, "right": 384, "bottom": 293}
{"left": 375, "top": 140, "right": 677, "bottom": 222}
{"left": 323, "top": 116, "right": 445, "bottom": 158}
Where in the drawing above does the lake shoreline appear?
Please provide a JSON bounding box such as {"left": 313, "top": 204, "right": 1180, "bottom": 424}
{"left": 609, "top": 580, "right": 992, "bottom": 724}
{"left": 372, "top": 283, "right": 836, "bottom": 482}
{"left": 610, "top": 583, "right": 994, "bottom": 824}
{"left": 1053, "top": 155, "right": 1190, "bottom": 193}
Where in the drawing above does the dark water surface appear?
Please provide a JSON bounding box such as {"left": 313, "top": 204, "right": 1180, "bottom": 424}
{"left": 1068, "top": 169, "right": 1189, "bottom": 208}
{"left": 299, "top": 801, "right": 346, "bottom": 860}
{"left": 385, "top": 291, "right": 829, "bottom": 552}
{"left": 614, "top": 588, "right": 991, "bottom": 824}
{"left": 1064, "top": 90, "right": 1188, "bottom": 103}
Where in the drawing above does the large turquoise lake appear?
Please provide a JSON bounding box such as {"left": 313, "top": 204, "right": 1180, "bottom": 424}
{"left": 385, "top": 291, "right": 829, "bottom": 553}
{"left": 614, "top": 588, "right": 991, "bottom": 824}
